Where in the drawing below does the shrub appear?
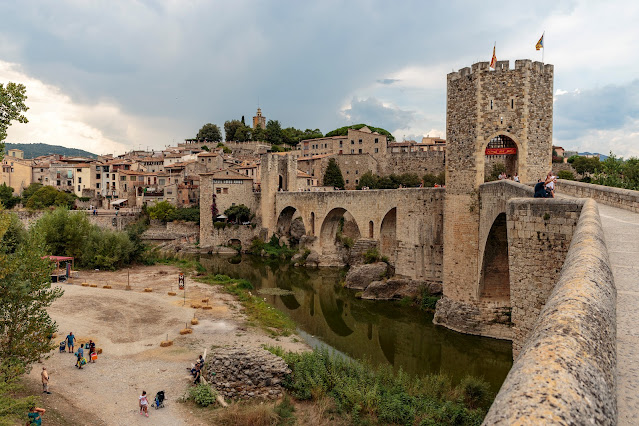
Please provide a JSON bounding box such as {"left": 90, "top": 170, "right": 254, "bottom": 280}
{"left": 363, "top": 248, "right": 381, "bottom": 264}
{"left": 188, "top": 383, "right": 217, "bottom": 407}
{"left": 147, "top": 201, "right": 177, "bottom": 222}
{"left": 458, "top": 375, "right": 492, "bottom": 409}
{"left": 557, "top": 170, "right": 575, "bottom": 180}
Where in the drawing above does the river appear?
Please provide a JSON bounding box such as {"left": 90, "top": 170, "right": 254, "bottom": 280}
{"left": 198, "top": 254, "right": 512, "bottom": 393}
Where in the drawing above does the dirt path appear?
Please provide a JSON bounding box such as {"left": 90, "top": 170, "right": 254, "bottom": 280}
{"left": 26, "top": 265, "right": 307, "bottom": 425}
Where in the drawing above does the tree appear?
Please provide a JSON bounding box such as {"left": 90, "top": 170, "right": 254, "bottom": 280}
{"left": 196, "top": 123, "right": 222, "bottom": 142}
{"left": 253, "top": 124, "right": 265, "bottom": 142}
{"left": 0, "top": 212, "right": 63, "bottom": 382}
{"left": 31, "top": 209, "right": 92, "bottom": 261}
{"left": 572, "top": 156, "right": 601, "bottom": 175}
{"left": 0, "top": 83, "right": 29, "bottom": 153}
{"left": 323, "top": 158, "right": 345, "bottom": 189}
{"left": 324, "top": 124, "right": 395, "bottom": 141}
{"left": 24, "top": 186, "right": 75, "bottom": 209}
{"left": 224, "top": 120, "right": 243, "bottom": 142}
{"left": 224, "top": 204, "right": 251, "bottom": 223}
{"left": 233, "top": 125, "right": 252, "bottom": 142}
{"left": 0, "top": 184, "right": 20, "bottom": 209}
{"left": 265, "top": 120, "right": 284, "bottom": 145}
{"left": 356, "top": 171, "right": 379, "bottom": 189}
{"left": 147, "top": 201, "right": 177, "bottom": 222}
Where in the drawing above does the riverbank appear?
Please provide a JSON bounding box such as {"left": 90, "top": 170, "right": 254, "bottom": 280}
{"left": 22, "top": 264, "right": 308, "bottom": 425}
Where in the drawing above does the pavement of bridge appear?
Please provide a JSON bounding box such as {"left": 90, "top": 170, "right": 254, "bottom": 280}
{"left": 597, "top": 204, "right": 639, "bottom": 425}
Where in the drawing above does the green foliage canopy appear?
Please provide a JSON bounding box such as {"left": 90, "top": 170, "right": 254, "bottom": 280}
{"left": 0, "top": 82, "right": 29, "bottom": 148}
{"left": 196, "top": 123, "right": 222, "bottom": 142}
{"left": 25, "top": 186, "right": 76, "bottom": 209}
{"left": 324, "top": 124, "right": 395, "bottom": 141}
{"left": 323, "top": 158, "right": 345, "bottom": 189}
{"left": 0, "top": 183, "right": 20, "bottom": 209}
{"left": 224, "top": 204, "right": 251, "bottom": 222}
{"left": 147, "top": 201, "right": 177, "bottom": 222}
{"left": 356, "top": 172, "right": 423, "bottom": 189}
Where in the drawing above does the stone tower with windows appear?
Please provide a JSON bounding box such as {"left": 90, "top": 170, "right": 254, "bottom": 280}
{"left": 253, "top": 107, "right": 266, "bottom": 130}
{"left": 436, "top": 60, "right": 554, "bottom": 338}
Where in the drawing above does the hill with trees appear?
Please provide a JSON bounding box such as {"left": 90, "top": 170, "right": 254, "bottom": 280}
{"left": 324, "top": 124, "right": 395, "bottom": 141}
{"left": 4, "top": 143, "right": 97, "bottom": 159}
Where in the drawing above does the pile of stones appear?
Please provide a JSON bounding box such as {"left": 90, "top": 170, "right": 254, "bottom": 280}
{"left": 204, "top": 347, "right": 291, "bottom": 400}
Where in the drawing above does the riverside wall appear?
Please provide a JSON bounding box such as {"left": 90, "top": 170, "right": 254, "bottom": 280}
{"left": 484, "top": 199, "right": 616, "bottom": 425}
{"left": 557, "top": 179, "right": 639, "bottom": 213}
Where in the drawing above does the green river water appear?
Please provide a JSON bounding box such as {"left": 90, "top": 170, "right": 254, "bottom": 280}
{"left": 198, "top": 254, "right": 512, "bottom": 393}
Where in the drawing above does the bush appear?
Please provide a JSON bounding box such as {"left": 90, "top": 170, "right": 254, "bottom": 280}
{"left": 147, "top": 201, "right": 177, "bottom": 222}
{"left": 25, "top": 185, "right": 75, "bottom": 209}
{"left": 188, "top": 383, "right": 217, "bottom": 407}
{"left": 557, "top": 170, "right": 575, "bottom": 180}
{"left": 422, "top": 172, "right": 446, "bottom": 187}
{"left": 173, "top": 206, "right": 200, "bottom": 224}
{"left": 224, "top": 204, "right": 251, "bottom": 223}
{"left": 363, "top": 248, "right": 381, "bottom": 264}
{"left": 267, "top": 347, "right": 493, "bottom": 424}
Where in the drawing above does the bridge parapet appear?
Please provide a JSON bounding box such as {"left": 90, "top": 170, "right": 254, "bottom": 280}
{"left": 485, "top": 199, "right": 616, "bottom": 425}
{"left": 557, "top": 179, "right": 639, "bottom": 213}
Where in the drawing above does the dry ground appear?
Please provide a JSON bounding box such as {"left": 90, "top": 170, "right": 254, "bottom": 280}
{"left": 24, "top": 264, "right": 308, "bottom": 426}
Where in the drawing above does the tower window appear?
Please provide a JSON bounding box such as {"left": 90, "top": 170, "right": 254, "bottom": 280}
{"left": 490, "top": 99, "right": 494, "bottom": 110}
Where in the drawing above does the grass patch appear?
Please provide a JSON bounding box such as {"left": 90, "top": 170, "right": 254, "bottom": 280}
{"left": 197, "top": 274, "right": 296, "bottom": 336}
{"left": 264, "top": 347, "right": 491, "bottom": 425}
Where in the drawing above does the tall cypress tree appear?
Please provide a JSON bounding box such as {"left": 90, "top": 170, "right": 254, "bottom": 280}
{"left": 323, "top": 158, "right": 345, "bottom": 189}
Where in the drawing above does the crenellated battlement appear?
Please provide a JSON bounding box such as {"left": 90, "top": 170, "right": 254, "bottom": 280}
{"left": 448, "top": 59, "right": 553, "bottom": 82}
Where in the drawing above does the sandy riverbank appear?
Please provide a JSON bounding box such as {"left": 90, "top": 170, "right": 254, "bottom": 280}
{"left": 25, "top": 264, "right": 308, "bottom": 425}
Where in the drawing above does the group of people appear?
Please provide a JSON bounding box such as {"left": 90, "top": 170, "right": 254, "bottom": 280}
{"left": 534, "top": 171, "right": 557, "bottom": 198}
{"left": 498, "top": 172, "right": 521, "bottom": 182}
{"left": 65, "top": 332, "right": 97, "bottom": 369}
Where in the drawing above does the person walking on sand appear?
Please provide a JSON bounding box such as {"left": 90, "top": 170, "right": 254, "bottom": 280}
{"left": 41, "top": 367, "right": 51, "bottom": 394}
{"left": 139, "top": 390, "right": 149, "bottom": 417}
{"left": 27, "top": 405, "right": 45, "bottom": 425}
{"left": 66, "top": 332, "right": 75, "bottom": 353}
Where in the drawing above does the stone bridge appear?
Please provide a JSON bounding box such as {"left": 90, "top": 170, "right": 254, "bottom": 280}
{"left": 273, "top": 188, "right": 444, "bottom": 280}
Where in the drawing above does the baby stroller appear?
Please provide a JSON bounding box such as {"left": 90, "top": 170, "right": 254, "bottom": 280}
{"left": 59, "top": 341, "right": 66, "bottom": 353}
{"left": 151, "top": 391, "right": 165, "bottom": 409}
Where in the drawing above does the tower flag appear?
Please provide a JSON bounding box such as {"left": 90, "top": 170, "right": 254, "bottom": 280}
{"left": 535, "top": 33, "right": 544, "bottom": 50}
{"left": 489, "top": 44, "right": 497, "bottom": 69}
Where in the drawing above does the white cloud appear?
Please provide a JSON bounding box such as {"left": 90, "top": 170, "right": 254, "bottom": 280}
{"left": 1, "top": 60, "right": 187, "bottom": 155}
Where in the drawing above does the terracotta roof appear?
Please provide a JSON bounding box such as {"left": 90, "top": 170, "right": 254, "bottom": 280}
{"left": 197, "top": 152, "right": 219, "bottom": 157}
{"left": 297, "top": 170, "right": 312, "bottom": 178}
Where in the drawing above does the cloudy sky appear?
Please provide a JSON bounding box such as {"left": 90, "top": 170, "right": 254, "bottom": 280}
{"left": 1, "top": 0, "right": 639, "bottom": 157}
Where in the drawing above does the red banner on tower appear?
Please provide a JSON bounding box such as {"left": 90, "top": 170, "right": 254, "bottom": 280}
{"left": 485, "top": 147, "right": 517, "bottom": 155}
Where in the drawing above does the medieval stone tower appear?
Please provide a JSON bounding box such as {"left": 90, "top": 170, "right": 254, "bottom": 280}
{"left": 438, "top": 60, "right": 554, "bottom": 337}
{"left": 260, "top": 153, "right": 298, "bottom": 233}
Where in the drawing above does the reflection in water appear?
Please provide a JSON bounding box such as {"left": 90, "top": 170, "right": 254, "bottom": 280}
{"left": 198, "top": 254, "right": 513, "bottom": 393}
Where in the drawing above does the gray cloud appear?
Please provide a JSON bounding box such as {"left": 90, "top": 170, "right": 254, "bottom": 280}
{"left": 377, "top": 79, "right": 401, "bottom": 85}
{"left": 554, "top": 80, "right": 639, "bottom": 140}
{"left": 341, "top": 97, "right": 415, "bottom": 133}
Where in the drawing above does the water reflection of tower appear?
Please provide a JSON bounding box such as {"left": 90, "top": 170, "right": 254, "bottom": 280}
{"left": 253, "top": 107, "right": 266, "bottom": 130}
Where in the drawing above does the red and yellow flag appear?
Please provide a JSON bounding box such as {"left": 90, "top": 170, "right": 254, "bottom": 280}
{"left": 489, "top": 45, "right": 497, "bottom": 68}
{"left": 536, "top": 34, "right": 544, "bottom": 50}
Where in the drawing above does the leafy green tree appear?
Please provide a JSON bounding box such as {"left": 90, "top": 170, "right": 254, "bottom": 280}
{"left": 25, "top": 186, "right": 75, "bottom": 209}
{"left": 81, "top": 227, "right": 136, "bottom": 270}
{"left": 324, "top": 124, "right": 395, "bottom": 141}
{"left": 20, "top": 183, "right": 43, "bottom": 204}
{"left": 31, "top": 209, "right": 92, "bottom": 260}
{"left": 233, "top": 125, "right": 252, "bottom": 142}
{"left": 422, "top": 172, "right": 446, "bottom": 187}
{"left": 0, "top": 212, "right": 26, "bottom": 253}
{"left": 0, "top": 212, "right": 63, "bottom": 382}
{"left": 173, "top": 206, "right": 200, "bottom": 224}
{"left": 572, "top": 156, "right": 601, "bottom": 175}
{"left": 265, "top": 120, "right": 284, "bottom": 145}
{"left": 0, "top": 183, "right": 20, "bottom": 209}
{"left": 224, "top": 120, "right": 243, "bottom": 142}
{"left": 557, "top": 170, "right": 575, "bottom": 180}
{"left": 200, "top": 145, "right": 210, "bottom": 152}
{"left": 253, "top": 124, "right": 266, "bottom": 142}
{"left": 224, "top": 204, "right": 251, "bottom": 222}
{"left": 196, "top": 123, "right": 222, "bottom": 142}
{"left": 323, "top": 158, "right": 345, "bottom": 189}
{"left": 356, "top": 171, "right": 379, "bottom": 189}
{"left": 0, "top": 82, "right": 29, "bottom": 151}
{"left": 147, "top": 201, "right": 177, "bottom": 222}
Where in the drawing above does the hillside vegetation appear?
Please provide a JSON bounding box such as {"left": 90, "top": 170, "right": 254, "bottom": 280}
{"left": 4, "top": 142, "right": 97, "bottom": 159}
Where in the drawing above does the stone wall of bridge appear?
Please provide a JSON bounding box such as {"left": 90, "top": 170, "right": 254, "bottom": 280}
{"left": 274, "top": 188, "right": 445, "bottom": 281}
{"left": 485, "top": 199, "right": 616, "bottom": 424}
{"left": 557, "top": 179, "right": 639, "bottom": 213}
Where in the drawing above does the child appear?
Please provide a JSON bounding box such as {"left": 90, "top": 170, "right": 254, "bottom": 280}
{"left": 76, "top": 352, "right": 83, "bottom": 369}
{"left": 139, "top": 391, "right": 149, "bottom": 417}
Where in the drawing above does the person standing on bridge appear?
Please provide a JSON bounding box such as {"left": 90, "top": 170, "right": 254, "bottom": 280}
{"left": 545, "top": 172, "right": 556, "bottom": 197}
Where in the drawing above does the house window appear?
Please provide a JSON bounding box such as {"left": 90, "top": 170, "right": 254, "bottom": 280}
{"left": 510, "top": 97, "right": 515, "bottom": 109}
{"left": 375, "top": 148, "right": 379, "bottom": 153}
{"left": 77, "top": 168, "right": 82, "bottom": 172}
{"left": 339, "top": 141, "right": 343, "bottom": 147}
{"left": 346, "top": 171, "right": 349, "bottom": 174}
{"left": 77, "top": 185, "right": 81, "bottom": 192}
{"left": 120, "top": 176, "right": 126, "bottom": 181}
{"left": 351, "top": 149, "right": 354, "bottom": 154}
{"left": 159, "top": 179, "right": 165, "bottom": 185}
{"left": 355, "top": 170, "right": 359, "bottom": 174}
{"left": 96, "top": 183, "right": 100, "bottom": 189}
{"left": 78, "top": 177, "right": 82, "bottom": 183}
{"left": 67, "top": 180, "right": 71, "bottom": 186}
{"left": 358, "top": 149, "right": 362, "bottom": 154}
{"left": 490, "top": 99, "right": 494, "bottom": 110}
{"left": 216, "top": 188, "right": 222, "bottom": 194}
{"left": 359, "top": 139, "right": 362, "bottom": 144}
{"left": 351, "top": 140, "right": 354, "bottom": 145}
{"left": 346, "top": 180, "right": 349, "bottom": 184}
{"left": 96, "top": 174, "right": 101, "bottom": 179}
{"left": 130, "top": 176, "right": 136, "bottom": 181}
{"left": 375, "top": 138, "right": 378, "bottom": 143}
{"left": 223, "top": 188, "right": 228, "bottom": 194}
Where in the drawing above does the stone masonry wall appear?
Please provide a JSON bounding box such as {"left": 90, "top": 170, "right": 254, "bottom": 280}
{"left": 380, "top": 151, "right": 446, "bottom": 177}
{"left": 507, "top": 198, "right": 584, "bottom": 356}
{"left": 484, "top": 199, "right": 616, "bottom": 425}
{"left": 200, "top": 223, "right": 262, "bottom": 250}
{"left": 557, "top": 179, "right": 639, "bottom": 213}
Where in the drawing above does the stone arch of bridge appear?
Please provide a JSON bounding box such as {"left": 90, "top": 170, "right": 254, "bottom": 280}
{"left": 319, "top": 207, "right": 361, "bottom": 257}
{"left": 379, "top": 207, "right": 398, "bottom": 260}
{"left": 476, "top": 132, "right": 527, "bottom": 185}
{"left": 478, "top": 212, "right": 510, "bottom": 302}
{"left": 276, "top": 206, "right": 307, "bottom": 242}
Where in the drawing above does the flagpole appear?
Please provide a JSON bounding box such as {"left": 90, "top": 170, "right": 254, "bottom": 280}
{"left": 542, "top": 31, "right": 545, "bottom": 64}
